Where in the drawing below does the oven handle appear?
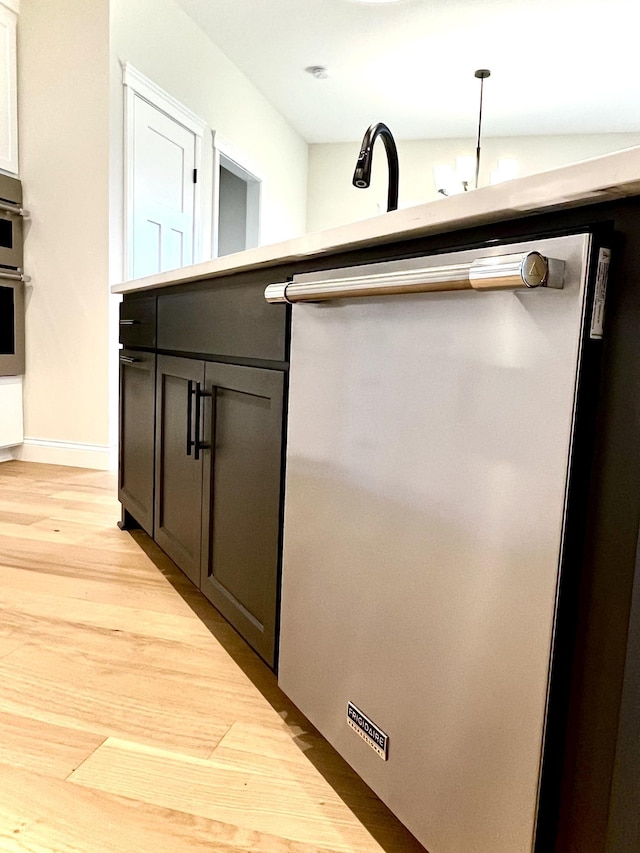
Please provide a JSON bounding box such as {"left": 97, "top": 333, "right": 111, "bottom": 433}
{"left": 0, "top": 269, "right": 31, "bottom": 283}
{"left": 0, "top": 200, "right": 30, "bottom": 219}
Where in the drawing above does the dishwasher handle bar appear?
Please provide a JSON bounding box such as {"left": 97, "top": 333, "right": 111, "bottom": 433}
{"left": 264, "top": 251, "right": 564, "bottom": 304}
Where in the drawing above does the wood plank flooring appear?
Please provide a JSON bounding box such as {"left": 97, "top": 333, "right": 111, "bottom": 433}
{"left": 0, "top": 461, "right": 425, "bottom": 852}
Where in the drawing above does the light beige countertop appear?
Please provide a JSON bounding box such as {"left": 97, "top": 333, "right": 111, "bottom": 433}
{"left": 112, "top": 145, "right": 640, "bottom": 295}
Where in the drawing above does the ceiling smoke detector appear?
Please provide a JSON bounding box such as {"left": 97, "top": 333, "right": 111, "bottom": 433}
{"left": 305, "top": 66, "right": 329, "bottom": 79}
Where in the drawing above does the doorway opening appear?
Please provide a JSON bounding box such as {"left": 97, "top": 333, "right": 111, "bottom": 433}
{"left": 213, "top": 147, "right": 261, "bottom": 258}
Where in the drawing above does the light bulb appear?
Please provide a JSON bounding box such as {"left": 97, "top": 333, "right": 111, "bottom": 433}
{"left": 433, "top": 164, "right": 454, "bottom": 195}
{"left": 456, "top": 156, "right": 476, "bottom": 185}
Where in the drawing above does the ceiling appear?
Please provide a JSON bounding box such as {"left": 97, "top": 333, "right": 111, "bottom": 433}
{"left": 173, "top": 0, "right": 640, "bottom": 144}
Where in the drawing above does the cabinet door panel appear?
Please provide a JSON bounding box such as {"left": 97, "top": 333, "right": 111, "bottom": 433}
{"left": 154, "top": 355, "right": 204, "bottom": 585}
{"left": 0, "top": 5, "right": 18, "bottom": 175}
{"left": 118, "top": 350, "right": 156, "bottom": 535}
{"left": 201, "top": 363, "right": 285, "bottom": 667}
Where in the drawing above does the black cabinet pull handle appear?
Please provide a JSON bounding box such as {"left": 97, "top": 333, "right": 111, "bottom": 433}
{"left": 194, "top": 383, "right": 202, "bottom": 460}
{"left": 119, "top": 319, "right": 138, "bottom": 326}
{"left": 194, "top": 385, "right": 212, "bottom": 461}
{"left": 119, "top": 355, "right": 139, "bottom": 364}
{"left": 186, "top": 379, "right": 194, "bottom": 456}
{"left": 211, "top": 388, "right": 218, "bottom": 452}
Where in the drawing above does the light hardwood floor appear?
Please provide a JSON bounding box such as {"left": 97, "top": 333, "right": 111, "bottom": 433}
{"left": 0, "top": 461, "right": 425, "bottom": 852}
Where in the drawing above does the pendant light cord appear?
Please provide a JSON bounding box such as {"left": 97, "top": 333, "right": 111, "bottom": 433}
{"left": 474, "top": 69, "right": 490, "bottom": 190}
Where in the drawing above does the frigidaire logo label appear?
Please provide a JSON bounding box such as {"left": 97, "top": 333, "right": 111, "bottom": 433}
{"left": 347, "top": 702, "right": 388, "bottom": 760}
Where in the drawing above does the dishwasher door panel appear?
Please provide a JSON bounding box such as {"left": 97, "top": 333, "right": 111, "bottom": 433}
{"left": 278, "top": 233, "right": 594, "bottom": 853}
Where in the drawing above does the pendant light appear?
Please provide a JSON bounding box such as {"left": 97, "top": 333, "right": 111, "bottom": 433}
{"left": 433, "top": 68, "right": 498, "bottom": 197}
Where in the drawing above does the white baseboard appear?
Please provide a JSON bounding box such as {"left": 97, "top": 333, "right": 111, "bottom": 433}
{"left": 0, "top": 447, "right": 17, "bottom": 463}
{"left": 14, "top": 438, "right": 117, "bottom": 471}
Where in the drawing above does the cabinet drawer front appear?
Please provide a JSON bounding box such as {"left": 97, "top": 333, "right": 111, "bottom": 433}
{"left": 119, "top": 296, "right": 157, "bottom": 348}
{"left": 157, "top": 280, "right": 287, "bottom": 362}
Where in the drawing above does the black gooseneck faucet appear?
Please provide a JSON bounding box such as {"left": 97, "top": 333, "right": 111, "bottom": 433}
{"left": 352, "top": 122, "right": 399, "bottom": 212}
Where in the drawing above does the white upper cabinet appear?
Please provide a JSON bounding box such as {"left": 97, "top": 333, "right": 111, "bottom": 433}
{"left": 0, "top": 1, "right": 18, "bottom": 175}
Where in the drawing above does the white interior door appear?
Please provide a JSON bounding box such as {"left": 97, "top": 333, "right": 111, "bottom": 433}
{"left": 131, "top": 95, "right": 197, "bottom": 278}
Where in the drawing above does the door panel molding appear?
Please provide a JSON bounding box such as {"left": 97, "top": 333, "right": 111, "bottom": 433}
{"left": 123, "top": 63, "right": 208, "bottom": 136}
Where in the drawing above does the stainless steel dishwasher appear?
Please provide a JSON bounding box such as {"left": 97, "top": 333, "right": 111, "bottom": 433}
{"left": 266, "top": 232, "right": 611, "bottom": 853}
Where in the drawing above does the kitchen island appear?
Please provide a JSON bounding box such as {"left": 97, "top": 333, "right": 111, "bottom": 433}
{"left": 113, "top": 146, "right": 640, "bottom": 853}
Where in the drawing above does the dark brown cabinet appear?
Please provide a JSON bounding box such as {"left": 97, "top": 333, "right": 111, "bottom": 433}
{"left": 118, "top": 275, "right": 289, "bottom": 669}
{"left": 118, "top": 349, "right": 156, "bottom": 536}
{"left": 200, "top": 362, "right": 285, "bottom": 667}
{"left": 154, "top": 355, "right": 205, "bottom": 587}
{"left": 151, "top": 355, "right": 284, "bottom": 666}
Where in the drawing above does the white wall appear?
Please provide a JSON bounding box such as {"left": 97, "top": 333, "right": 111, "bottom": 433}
{"left": 17, "top": 0, "right": 112, "bottom": 469}
{"left": 109, "top": 0, "right": 309, "bottom": 283}
{"left": 306, "top": 133, "right": 640, "bottom": 233}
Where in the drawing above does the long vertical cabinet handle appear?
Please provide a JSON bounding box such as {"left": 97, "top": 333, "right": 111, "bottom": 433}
{"left": 186, "top": 379, "right": 194, "bottom": 456}
{"left": 194, "top": 384, "right": 212, "bottom": 461}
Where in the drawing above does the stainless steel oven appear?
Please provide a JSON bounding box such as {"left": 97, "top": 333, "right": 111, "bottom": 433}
{"left": 0, "top": 173, "right": 28, "bottom": 375}
{"left": 0, "top": 173, "right": 26, "bottom": 271}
